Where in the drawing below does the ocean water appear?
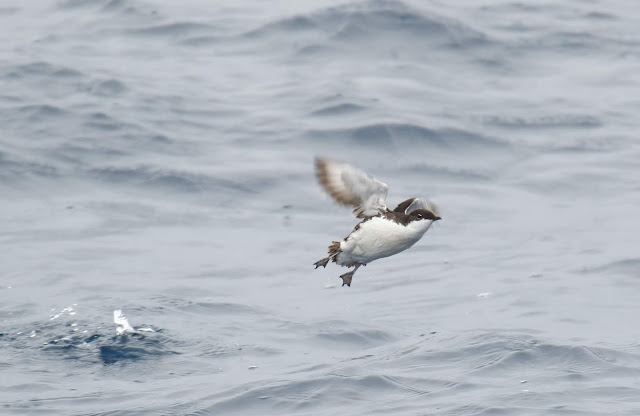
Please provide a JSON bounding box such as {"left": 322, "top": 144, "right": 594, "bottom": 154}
{"left": 2, "top": 0, "right": 640, "bottom": 414}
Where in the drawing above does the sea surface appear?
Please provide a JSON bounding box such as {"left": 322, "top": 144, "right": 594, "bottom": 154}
{"left": 2, "top": 0, "right": 640, "bottom": 415}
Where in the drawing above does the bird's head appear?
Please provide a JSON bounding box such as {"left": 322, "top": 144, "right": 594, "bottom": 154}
{"left": 409, "top": 208, "right": 441, "bottom": 222}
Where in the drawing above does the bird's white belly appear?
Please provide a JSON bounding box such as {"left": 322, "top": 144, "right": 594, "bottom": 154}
{"left": 337, "top": 217, "right": 433, "bottom": 266}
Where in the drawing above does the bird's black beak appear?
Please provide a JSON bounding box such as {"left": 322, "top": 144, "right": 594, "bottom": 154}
{"left": 434, "top": 217, "right": 441, "bottom": 221}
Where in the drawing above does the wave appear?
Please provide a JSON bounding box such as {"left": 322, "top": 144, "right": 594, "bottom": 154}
{"left": 579, "top": 258, "right": 640, "bottom": 277}
{"left": 179, "top": 0, "right": 494, "bottom": 58}
{"left": 309, "top": 122, "right": 508, "bottom": 150}
{"left": 312, "top": 328, "right": 395, "bottom": 347}
{"left": 7, "top": 61, "right": 83, "bottom": 79}
{"left": 0, "top": 151, "right": 58, "bottom": 179}
{"left": 181, "top": 331, "right": 640, "bottom": 414}
{"left": 130, "top": 22, "right": 214, "bottom": 38}
{"left": 245, "top": 0, "right": 490, "bottom": 48}
{"left": 310, "top": 103, "right": 366, "bottom": 117}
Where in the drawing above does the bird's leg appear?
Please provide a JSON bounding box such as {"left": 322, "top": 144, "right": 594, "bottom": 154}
{"left": 314, "top": 251, "right": 339, "bottom": 269}
{"left": 339, "top": 264, "right": 361, "bottom": 287}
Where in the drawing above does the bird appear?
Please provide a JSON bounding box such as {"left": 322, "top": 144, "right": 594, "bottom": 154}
{"left": 313, "top": 157, "right": 441, "bottom": 287}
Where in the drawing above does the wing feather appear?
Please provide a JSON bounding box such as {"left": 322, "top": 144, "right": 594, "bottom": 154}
{"left": 315, "top": 157, "right": 388, "bottom": 218}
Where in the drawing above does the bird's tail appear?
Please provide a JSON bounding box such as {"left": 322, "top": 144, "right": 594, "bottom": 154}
{"left": 328, "top": 241, "right": 341, "bottom": 262}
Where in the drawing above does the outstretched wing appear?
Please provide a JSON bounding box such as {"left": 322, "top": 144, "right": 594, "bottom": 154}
{"left": 394, "top": 197, "right": 440, "bottom": 217}
{"left": 315, "top": 157, "right": 388, "bottom": 218}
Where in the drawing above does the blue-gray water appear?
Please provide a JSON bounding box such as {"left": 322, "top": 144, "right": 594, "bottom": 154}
{"left": 2, "top": 1, "right": 640, "bottom": 414}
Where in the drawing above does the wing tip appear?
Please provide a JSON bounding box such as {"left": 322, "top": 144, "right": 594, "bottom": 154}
{"left": 314, "top": 156, "right": 360, "bottom": 208}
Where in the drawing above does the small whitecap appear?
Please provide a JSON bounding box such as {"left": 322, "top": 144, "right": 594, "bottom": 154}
{"left": 325, "top": 276, "right": 336, "bottom": 289}
{"left": 477, "top": 292, "right": 492, "bottom": 298}
{"left": 113, "top": 309, "right": 135, "bottom": 333}
{"left": 137, "top": 327, "right": 155, "bottom": 333}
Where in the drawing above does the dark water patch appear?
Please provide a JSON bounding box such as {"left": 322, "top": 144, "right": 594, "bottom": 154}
{"left": 472, "top": 56, "right": 510, "bottom": 70}
{"left": 42, "top": 332, "right": 106, "bottom": 359}
{"left": 130, "top": 22, "right": 214, "bottom": 38}
{"left": 578, "top": 258, "right": 640, "bottom": 277}
{"left": 49, "top": 142, "right": 128, "bottom": 166}
{"left": 244, "top": 15, "right": 320, "bottom": 39}
{"left": 85, "top": 79, "right": 128, "bottom": 97}
{"left": 58, "top": 0, "right": 110, "bottom": 8}
{"left": 180, "top": 35, "right": 221, "bottom": 47}
{"left": 0, "top": 151, "right": 58, "bottom": 178}
{"left": 169, "top": 106, "right": 244, "bottom": 118}
{"left": 584, "top": 11, "right": 617, "bottom": 20}
{"left": 16, "top": 104, "right": 67, "bottom": 121}
{"left": 0, "top": 7, "right": 18, "bottom": 15}
{"left": 296, "top": 43, "right": 331, "bottom": 56}
{"left": 479, "top": 2, "right": 540, "bottom": 13}
{"left": 310, "top": 103, "right": 366, "bottom": 117}
{"left": 84, "top": 119, "right": 126, "bottom": 131}
{"left": 547, "top": 141, "right": 617, "bottom": 154}
{"left": 484, "top": 114, "right": 602, "bottom": 130}
{"left": 55, "top": 0, "right": 154, "bottom": 21}
{"left": 522, "top": 31, "right": 635, "bottom": 53}
{"left": 0, "top": 94, "right": 21, "bottom": 103}
{"left": 11, "top": 61, "right": 83, "bottom": 79}
{"left": 99, "top": 335, "right": 179, "bottom": 365}
{"left": 16, "top": 61, "right": 62, "bottom": 75}
{"left": 81, "top": 111, "right": 139, "bottom": 132}
{"left": 55, "top": 68, "right": 83, "bottom": 78}
{"left": 101, "top": 0, "right": 141, "bottom": 12}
